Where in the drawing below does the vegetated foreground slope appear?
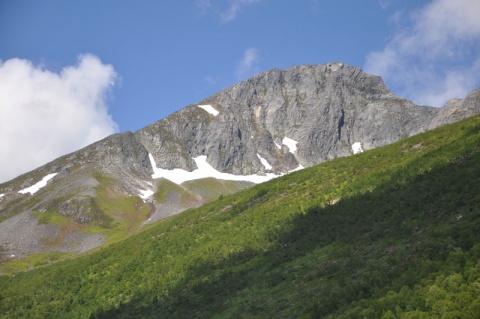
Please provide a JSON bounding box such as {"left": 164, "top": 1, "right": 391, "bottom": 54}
{"left": 0, "top": 115, "right": 479, "bottom": 318}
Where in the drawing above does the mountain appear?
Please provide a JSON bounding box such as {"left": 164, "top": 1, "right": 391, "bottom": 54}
{"left": 0, "top": 114, "right": 479, "bottom": 318}
{"left": 0, "top": 62, "right": 479, "bottom": 266}
{"left": 137, "top": 62, "right": 479, "bottom": 173}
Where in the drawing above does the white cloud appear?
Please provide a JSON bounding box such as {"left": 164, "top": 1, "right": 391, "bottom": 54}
{"left": 194, "top": 0, "right": 213, "bottom": 16}
{"left": 236, "top": 48, "right": 260, "bottom": 80}
{"left": 195, "top": 0, "right": 260, "bottom": 23}
{"left": 204, "top": 75, "right": 218, "bottom": 87}
{"left": 379, "top": 0, "right": 397, "bottom": 10}
{"left": 0, "top": 54, "right": 118, "bottom": 183}
{"left": 365, "top": 0, "right": 480, "bottom": 106}
{"left": 220, "top": 0, "right": 260, "bottom": 23}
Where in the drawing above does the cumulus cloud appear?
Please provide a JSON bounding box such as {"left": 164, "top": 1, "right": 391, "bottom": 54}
{"left": 365, "top": 0, "right": 480, "bottom": 106}
{"left": 0, "top": 54, "right": 118, "bottom": 183}
{"left": 236, "top": 48, "right": 260, "bottom": 80}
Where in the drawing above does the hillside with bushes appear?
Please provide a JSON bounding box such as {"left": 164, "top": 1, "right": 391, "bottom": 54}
{"left": 0, "top": 115, "right": 479, "bottom": 318}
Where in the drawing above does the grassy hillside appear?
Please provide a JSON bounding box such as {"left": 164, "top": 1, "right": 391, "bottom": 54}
{"left": 0, "top": 171, "right": 251, "bottom": 273}
{"left": 0, "top": 115, "right": 479, "bottom": 318}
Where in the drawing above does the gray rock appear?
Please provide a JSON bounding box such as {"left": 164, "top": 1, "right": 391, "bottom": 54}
{"left": 137, "top": 62, "right": 477, "bottom": 175}
{"left": 1, "top": 62, "right": 479, "bottom": 262}
{"left": 429, "top": 88, "right": 480, "bottom": 129}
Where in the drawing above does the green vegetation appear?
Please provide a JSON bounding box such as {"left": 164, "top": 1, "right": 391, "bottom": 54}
{"left": 0, "top": 197, "right": 26, "bottom": 223}
{"left": 153, "top": 177, "right": 249, "bottom": 209}
{"left": 31, "top": 172, "right": 153, "bottom": 245}
{"left": 0, "top": 173, "right": 153, "bottom": 274}
{"left": 0, "top": 115, "right": 479, "bottom": 318}
{"left": 154, "top": 178, "right": 199, "bottom": 208}
{"left": 79, "top": 173, "right": 153, "bottom": 244}
{"left": 0, "top": 251, "right": 73, "bottom": 275}
{"left": 183, "top": 178, "right": 250, "bottom": 202}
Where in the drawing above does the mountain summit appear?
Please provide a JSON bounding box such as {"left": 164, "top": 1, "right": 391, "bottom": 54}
{"left": 138, "top": 62, "right": 480, "bottom": 174}
{"left": 1, "top": 62, "right": 479, "bottom": 265}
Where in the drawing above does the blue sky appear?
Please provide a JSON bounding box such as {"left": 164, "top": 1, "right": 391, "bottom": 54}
{"left": 0, "top": 0, "right": 479, "bottom": 182}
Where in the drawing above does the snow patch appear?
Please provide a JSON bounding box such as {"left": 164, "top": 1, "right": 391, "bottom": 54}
{"left": 292, "top": 164, "right": 305, "bottom": 172}
{"left": 0, "top": 194, "right": 4, "bottom": 198}
{"left": 282, "top": 136, "right": 298, "bottom": 154}
{"left": 149, "top": 153, "right": 285, "bottom": 185}
{"left": 257, "top": 153, "right": 273, "bottom": 170}
{"left": 138, "top": 189, "right": 154, "bottom": 200}
{"left": 18, "top": 173, "right": 58, "bottom": 195}
{"left": 197, "top": 104, "right": 219, "bottom": 116}
{"left": 352, "top": 142, "right": 364, "bottom": 154}
{"left": 274, "top": 141, "right": 282, "bottom": 150}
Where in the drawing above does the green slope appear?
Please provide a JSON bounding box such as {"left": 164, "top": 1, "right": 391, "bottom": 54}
{"left": 0, "top": 115, "right": 479, "bottom": 318}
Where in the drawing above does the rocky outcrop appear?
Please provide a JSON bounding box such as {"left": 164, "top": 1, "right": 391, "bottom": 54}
{"left": 3, "top": 62, "right": 477, "bottom": 194}
{"left": 429, "top": 88, "right": 480, "bottom": 129}
{"left": 0, "top": 62, "right": 479, "bottom": 264}
{"left": 137, "top": 62, "right": 477, "bottom": 176}
{"left": 2, "top": 61, "right": 479, "bottom": 220}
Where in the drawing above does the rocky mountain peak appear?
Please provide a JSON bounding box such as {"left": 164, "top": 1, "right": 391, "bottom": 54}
{"left": 2, "top": 61, "right": 479, "bottom": 201}
{"left": 1, "top": 62, "right": 479, "bottom": 263}
{"left": 137, "top": 62, "right": 444, "bottom": 176}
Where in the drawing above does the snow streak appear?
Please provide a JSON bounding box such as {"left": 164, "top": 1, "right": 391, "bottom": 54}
{"left": 18, "top": 173, "right": 58, "bottom": 195}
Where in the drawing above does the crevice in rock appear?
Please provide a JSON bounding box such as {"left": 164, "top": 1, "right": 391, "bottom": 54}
{"left": 338, "top": 108, "right": 345, "bottom": 141}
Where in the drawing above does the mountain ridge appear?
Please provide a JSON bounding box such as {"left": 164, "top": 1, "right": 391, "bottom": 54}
{"left": 0, "top": 62, "right": 479, "bottom": 264}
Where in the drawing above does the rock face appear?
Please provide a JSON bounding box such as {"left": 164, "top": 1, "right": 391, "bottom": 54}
{"left": 0, "top": 62, "right": 479, "bottom": 262}
{"left": 136, "top": 62, "right": 477, "bottom": 175}
{"left": 7, "top": 61, "right": 471, "bottom": 183}
{"left": 428, "top": 88, "right": 480, "bottom": 129}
